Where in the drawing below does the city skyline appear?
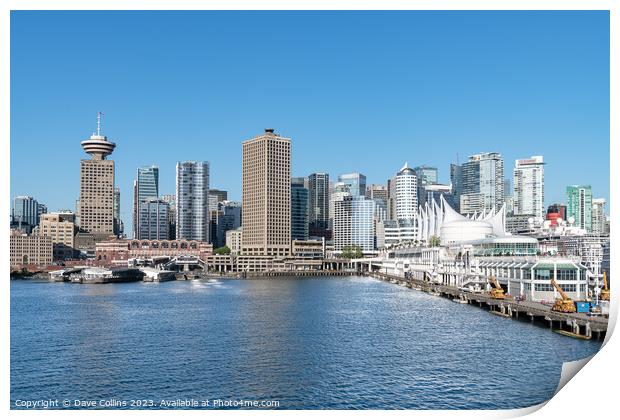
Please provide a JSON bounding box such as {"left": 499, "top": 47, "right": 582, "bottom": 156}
{"left": 11, "top": 11, "right": 610, "bottom": 233}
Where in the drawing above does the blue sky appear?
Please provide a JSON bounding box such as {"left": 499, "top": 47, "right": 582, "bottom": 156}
{"left": 11, "top": 11, "right": 609, "bottom": 232}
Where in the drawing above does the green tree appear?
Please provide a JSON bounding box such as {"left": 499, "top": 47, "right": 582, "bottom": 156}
{"left": 341, "top": 245, "right": 363, "bottom": 259}
{"left": 214, "top": 245, "right": 231, "bottom": 255}
{"left": 428, "top": 235, "right": 441, "bottom": 247}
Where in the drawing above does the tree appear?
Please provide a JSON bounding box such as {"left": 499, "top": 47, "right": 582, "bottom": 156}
{"left": 341, "top": 245, "right": 363, "bottom": 259}
{"left": 428, "top": 235, "right": 441, "bottom": 247}
{"left": 214, "top": 245, "right": 231, "bottom": 255}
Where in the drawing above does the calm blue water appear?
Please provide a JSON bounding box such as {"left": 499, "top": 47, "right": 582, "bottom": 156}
{"left": 11, "top": 276, "right": 601, "bottom": 409}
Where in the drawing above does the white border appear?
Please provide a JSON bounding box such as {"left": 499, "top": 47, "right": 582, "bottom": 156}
{"left": 2, "top": 2, "right": 615, "bottom": 419}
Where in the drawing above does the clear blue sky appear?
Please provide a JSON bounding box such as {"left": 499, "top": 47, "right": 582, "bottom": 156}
{"left": 11, "top": 11, "right": 609, "bottom": 233}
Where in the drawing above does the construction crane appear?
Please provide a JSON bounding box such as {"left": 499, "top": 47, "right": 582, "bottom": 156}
{"left": 600, "top": 271, "right": 610, "bottom": 301}
{"left": 551, "top": 278, "right": 576, "bottom": 313}
{"left": 488, "top": 275, "right": 505, "bottom": 299}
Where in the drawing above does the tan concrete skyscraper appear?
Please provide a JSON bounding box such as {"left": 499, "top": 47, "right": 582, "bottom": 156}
{"left": 78, "top": 113, "right": 116, "bottom": 242}
{"left": 241, "top": 128, "right": 291, "bottom": 256}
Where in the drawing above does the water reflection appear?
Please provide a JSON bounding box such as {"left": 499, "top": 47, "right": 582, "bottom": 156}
{"left": 10, "top": 277, "right": 601, "bottom": 409}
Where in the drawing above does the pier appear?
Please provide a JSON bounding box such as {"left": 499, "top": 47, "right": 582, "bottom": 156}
{"left": 370, "top": 271, "right": 608, "bottom": 340}
{"left": 243, "top": 270, "right": 359, "bottom": 278}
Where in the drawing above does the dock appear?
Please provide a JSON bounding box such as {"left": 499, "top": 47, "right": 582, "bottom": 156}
{"left": 243, "top": 270, "right": 359, "bottom": 278}
{"left": 370, "top": 271, "right": 608, "bottom": 341}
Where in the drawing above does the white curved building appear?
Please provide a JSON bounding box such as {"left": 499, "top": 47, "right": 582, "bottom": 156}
{"left": 412, "top": 195, "right": 538, "bottom": 254}
{"left": 395, "top": 162, "right": 418, "bottom": 221}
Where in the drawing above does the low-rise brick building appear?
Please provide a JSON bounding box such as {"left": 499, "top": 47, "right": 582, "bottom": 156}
{"left": 10, "top": 229, "right": 53, "bottom": 268}
{"left": 96, "top": 238, "right": 213, "bottom": 264}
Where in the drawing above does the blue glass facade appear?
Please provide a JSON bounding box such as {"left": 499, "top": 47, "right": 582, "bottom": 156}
{"left": 334, "top": 196, "right": 374, "bottom": 252}
{"left": 291, "top": 177, "right": 309, "bottom": 240}
{"left": 338, "top": 173, "right": 366, "bottom": 197}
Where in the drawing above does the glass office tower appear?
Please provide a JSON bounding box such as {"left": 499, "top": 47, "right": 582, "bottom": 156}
{"left": 176, "top": 161, "right": 210, "bottom": 242}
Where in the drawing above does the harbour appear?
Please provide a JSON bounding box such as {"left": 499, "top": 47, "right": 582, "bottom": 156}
{"left": 34, "top": 260, "right": 610, "bottom": 341}
{"left": 10, "top": 276, "right": 602, "bottom": 410}
{"left": 369, "top": 271, "right": 608, "bottom": 340}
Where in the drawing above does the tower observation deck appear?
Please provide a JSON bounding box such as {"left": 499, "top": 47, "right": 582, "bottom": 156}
{"left": 81, "top": 112, "right": 116, "bottom": 159}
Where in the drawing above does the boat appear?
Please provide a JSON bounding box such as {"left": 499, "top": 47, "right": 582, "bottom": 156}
{"left": 68, "top": 267, "right": 145, "bottom": 284}
{"left": 553, "top": 329, "right": 591, "bottom": 340}
{"left": 489, "top": 309, "right": 511, "bottom": 318}
{"left": 428, "top": 290, "right": 441, "bottom": 297}
{"left": 453, "top": 296, "right": 468, "bottom": 304}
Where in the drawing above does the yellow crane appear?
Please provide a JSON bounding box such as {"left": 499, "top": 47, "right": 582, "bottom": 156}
{"left": 551, "top": 278, "right": 576, "bottom": 313}
{"left": 488, "top": 275, "right": 505, "bottom": 299}
{"left": 600, "top": 271, "right": 610, "bottom": 301}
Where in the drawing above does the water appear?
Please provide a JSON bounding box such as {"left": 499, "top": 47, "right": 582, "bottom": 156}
{"left": 11, "top": 276, "right": 601, "bottom": 409}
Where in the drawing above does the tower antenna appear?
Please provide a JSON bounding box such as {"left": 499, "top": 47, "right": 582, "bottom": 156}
{"left": 97, "top": 111, "right": 104, "bottom": 136}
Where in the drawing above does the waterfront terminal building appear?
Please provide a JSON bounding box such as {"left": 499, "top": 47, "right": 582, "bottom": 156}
{"left": 374, "top": 196, "right": 589, "bottom": 302}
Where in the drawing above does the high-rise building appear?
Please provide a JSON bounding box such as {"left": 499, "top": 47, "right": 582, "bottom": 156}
{"left": 592, "top": 198, "right": 607, "bottom": 235}
{"left": 453, "top": 152, "right": 504, "bottom": 215}
{"left": 421, "top": 184, "right": 453, "bottom": 209}
{"left": 210, "top": 201, "right": 242, "bottom": 248}
{"left": 137, "top": 198, "right": 170, "bottom": 240}
{"left": 387, "top": 175, "right": 397, "bottom": 220}
{"left": 37, "top": 203, "right": 48, "bottom": 221}
{"left": 38, "top": 212, "right": 77, "bottom": 260}
{"left": 449, "top": 163, "right": 462, "bottom": 212}
{"left": 365, "top": 184, "right": 388, "bottom": 201}
{"left": 414, "top": 165, "right": 437, "bottom": 206}
{"left": 413, "top": 165, "right": 438, "bottom": 186}
{"left": 395, "top": 163, "right": 418, "bottom": 221}
{"left": 241, "top": 128, "right": 291, "bottom": 256}
{"left": 366, "top": 184, "right": 388, "bottom": 227}
{"left": 329, "top": 182, "right": 351, "bottom": 232}
{"left": 338, "top": 173, "right": 366, "bottom": 197}
{"left": 78, "top": 113, "right": 116, "bottom": 242}
{"left": 161, "top": 194, "right": 176, "bottom": 239}
{"left": 208, "top": 195, "right": 219, "bottom": 212}
{"left": 291, "top": 177, "right": 309, "bottom": 241}
{"left": 11, "top": 196, "right": 42, "bottom": 233}
{"left": 211, "top": 201, "right": 242, "bottom": 248}
{"left": 333, "top": 196, "right": 375, "bottom": 252}
{"left": 308, "top": 173, "right": 330, "bottom": 237}
{"left": 503, "top": 178, "right": 514, "bottom": 215}
{"left": 372, "top": 198, "right": 388, "bottom": 222}
{"left": 566, "top": 185, "right": 593, "bottom": 232}
{"left": 113, "top": 187, "right": 123, "bottom": 236}
{"left": 133, "top": 165, "right": 159, "bottom": 238}
{"left": 176, "top": 161, "right": 210, "bottom": 242}
{"left": 513, "top": 156, "right": 544, "bottom": 219}
{"left": 209, "top": 189, "right": 228, "bottom": 212}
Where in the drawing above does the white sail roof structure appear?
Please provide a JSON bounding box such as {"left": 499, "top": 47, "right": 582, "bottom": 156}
{"left": 413, "top": 195, "right": 512, "bottom": 245}
{"left": 486, "top": 204, "right": 507, "bottom": 237}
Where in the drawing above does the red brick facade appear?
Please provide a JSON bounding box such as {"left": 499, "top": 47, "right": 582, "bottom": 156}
{"left": 96, "top": 239, "right": 213, "bottom": 264}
